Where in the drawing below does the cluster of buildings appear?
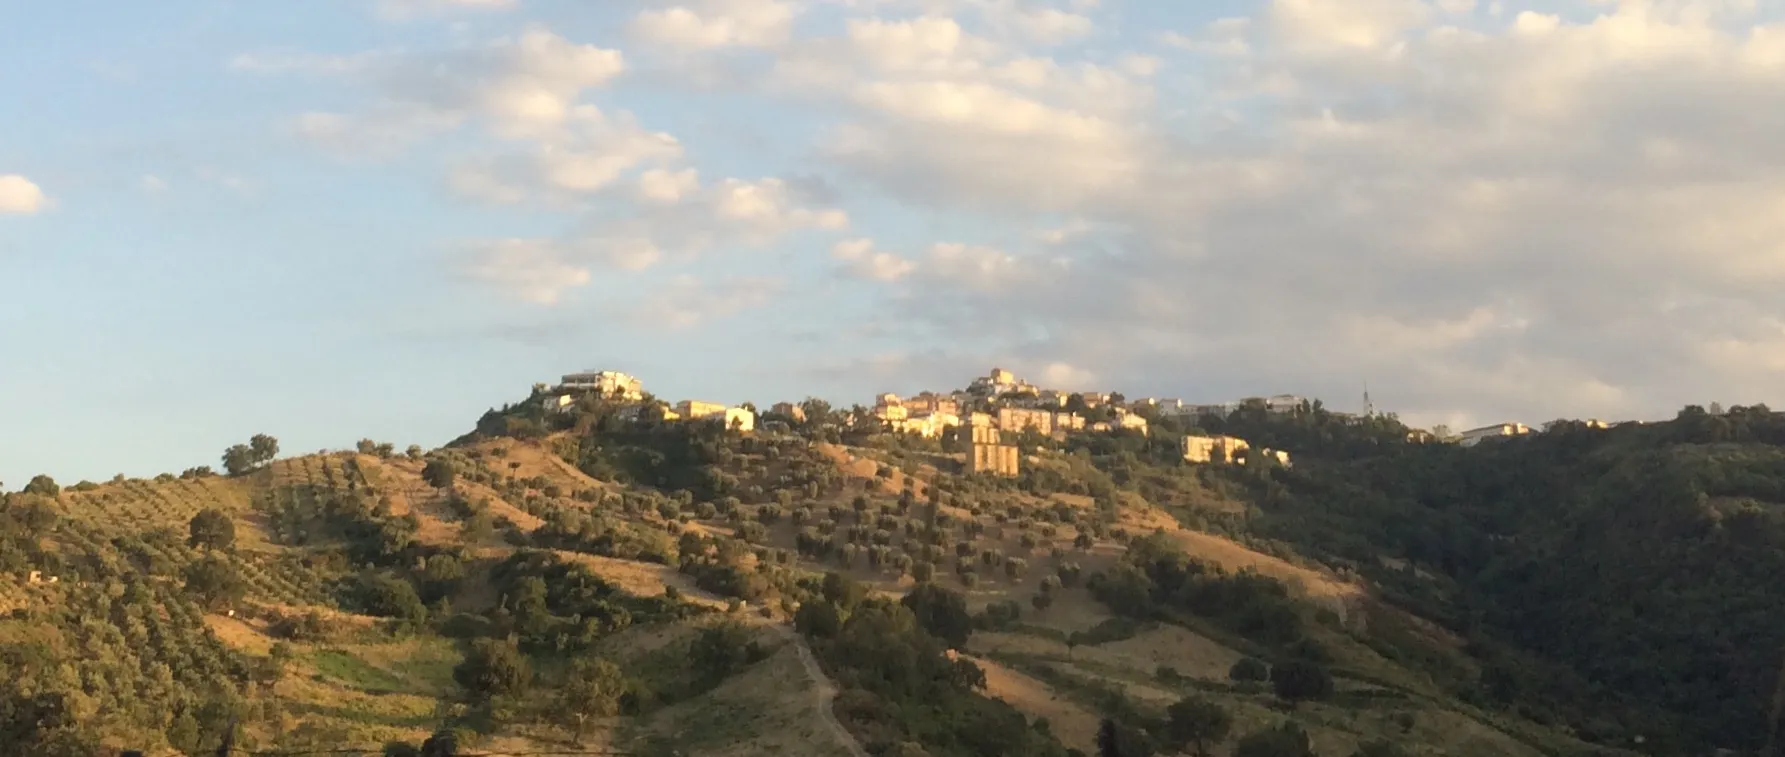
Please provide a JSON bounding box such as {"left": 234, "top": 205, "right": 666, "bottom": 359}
{"left": 858, "top": 367, "right": 1303, "bottom": 477}
{"left": 1181, "top": 434, "right": 1291, "bottom": 467}
{"left": 867, "top": 368, "right": 1158, "bottom": 443}
{"left": 1447, "top": 418, "right": 1611, "bottom": 448}
{"left": 542, "top": 370, "right": 757, "bottom": 432}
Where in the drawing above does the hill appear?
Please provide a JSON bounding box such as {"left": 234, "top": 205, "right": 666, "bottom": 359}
{"left": 3, "top": 385, "right": 1778, "bottom": 757}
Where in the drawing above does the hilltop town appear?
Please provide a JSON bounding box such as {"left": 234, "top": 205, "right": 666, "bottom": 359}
{"left": 5, "top": 362, "right": 1778, "bottom": 757}
{"left": 533, "top": 366, "right": 1622, "bottom": 473}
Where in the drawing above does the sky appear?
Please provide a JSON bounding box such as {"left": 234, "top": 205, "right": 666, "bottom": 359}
{"left": 3, "top": 0, "right": 1784, "bottom": 486}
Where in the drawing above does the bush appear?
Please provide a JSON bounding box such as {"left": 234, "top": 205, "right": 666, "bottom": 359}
{"left": 1270, "top": 660, "right": 1333, "bottom": 705}
{"left": 1229, "top": 657, "right": 1270, "bottom": 682}
{"left": 454, "top": 639, "right": 532, "bottom": 701}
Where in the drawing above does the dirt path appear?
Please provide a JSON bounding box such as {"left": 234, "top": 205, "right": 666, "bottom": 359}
{"left": 770, "top": 626, "right": 870, "bottom": 757}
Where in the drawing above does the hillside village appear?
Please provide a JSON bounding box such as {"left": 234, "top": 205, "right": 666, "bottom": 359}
{"left": 3, "top": 362, "right": 1775, "bottom": 757}
{"left": 534, "top": 366, "right": 1622, "bottom": 471}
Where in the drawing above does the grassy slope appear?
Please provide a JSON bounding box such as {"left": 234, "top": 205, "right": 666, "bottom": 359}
{"left": 31, "top": 448, "right": 848, "bottom": 755}
{"left": 586, "top": 430, "right": 1631, "bottom": 756}
{"left": 20, "top": 423, "right": 1631, "bottom": 757}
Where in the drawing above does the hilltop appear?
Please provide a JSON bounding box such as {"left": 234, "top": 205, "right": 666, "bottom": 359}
{"left": 1, "top": 366, "right": 1780, "bottom": 757}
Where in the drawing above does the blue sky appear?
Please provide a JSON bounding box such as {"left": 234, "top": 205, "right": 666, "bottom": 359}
{"left": 5, "top": 0, "right": 1785, "bottom": 486}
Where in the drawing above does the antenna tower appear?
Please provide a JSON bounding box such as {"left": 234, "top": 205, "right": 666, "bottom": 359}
{"left": 1364, "top": 382, "right": 1375, "bottom": 418}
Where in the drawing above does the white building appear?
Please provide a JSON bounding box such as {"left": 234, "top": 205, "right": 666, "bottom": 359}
{"left": 560, "top": 370, "right": 644, "bottom": 400}
{"left": 1456, "top": 423, "right": 1531, "bottom": 448}
{"left": 1265, "top": 394, "right": 1306, "bottom": 414}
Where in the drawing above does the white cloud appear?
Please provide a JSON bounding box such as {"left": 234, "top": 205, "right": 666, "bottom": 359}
{"left": 637, "top": 168, "right": 702, "bottom": 204}
{"left": 377, "top": 0, "right": 518, "bottom": 21}
{"left": 259, "top": 29, "right": 625, "bottom": 151}
{"left": 630, "top": 274, "right": 784, "bottom": 329}
{"left": 800, "top": 1, "right": 1785, "bottom": 426}
{"left": 238, "top": 2, "right": 1785, "bottom": 424}
{"left": 772, "top": 13, "right": 1154, "bottom": 212}
{"left": 629, "top": 0, "right": 799, "bottom": 51}
{"left": 1268, "top": 0, "right": 1431, "bottom": 52}
{"left": 456, "top": 173, "right": 846, "bottom": 303}
{"left": 1038, "top": 362, "right": 1096, "bottom": 390}
{"left": 447, "top": 106, "right": 683, "bottom": 202}
{"left": 458, "top": 238, "right": 594, "bottom": 305}
{"left": 832, "top": 237, "right": 916, "bottom": 281}
{"left": 139, "top": 175, "right": 168, "bottom": 194}
{"left": 0, "top": 175, "right": 48, "bottom": 214}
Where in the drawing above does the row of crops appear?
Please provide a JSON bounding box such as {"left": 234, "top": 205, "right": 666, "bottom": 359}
{"left": 62, "top": 476, "right": 252, "bottom": 535}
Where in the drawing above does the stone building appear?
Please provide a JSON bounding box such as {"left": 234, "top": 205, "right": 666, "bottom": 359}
{"left": 956, "top": 424, "right": 1019, "bottom": 477}
{"left": 1184, "top": 434, "right": 1251, "bottom": 464}
{"left": 997, "top": 406, "right": 1055, "bottom": 435}
{"left": 770, "top": 402, "right": 806, "bottom": 422}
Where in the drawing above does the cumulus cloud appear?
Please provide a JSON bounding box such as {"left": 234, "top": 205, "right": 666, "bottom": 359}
{"left": 786, "top": 0, "right": 1785, "bottom": 428}
{"left": 447, "top": 105, "right": 683, "bottom": 202}
{"left": 772, "top": 13, "right": 1157, "bottom": 213}
{"left": 456, "top": 174, "right": 846, "bottom": 305}
{"left": 832, "top": 237, "right": 916, "bottom": 281}
{"left": 0, "top": 175, "right": 47, "bottom": 214}
{"left": 247, "top": 29, "right": 625, "bottom": 151}
{"left": 628, "top": 0, "right": 799, "bottom": 51}
{"left": 240, "top": 1, "right": 1785, "bottom": 425}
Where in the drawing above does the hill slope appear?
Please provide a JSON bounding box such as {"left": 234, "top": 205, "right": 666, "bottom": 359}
{"left": 7, "top": 390, "right": 1776, "bottom": 757}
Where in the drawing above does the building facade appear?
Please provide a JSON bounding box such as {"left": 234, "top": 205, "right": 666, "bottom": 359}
{"left": 957, "top": 424, "right": 1020, "bottom": 477}
{"left": 997, "top": 407, "right": 1055, "bottom": 435}
{"left": 1184, "top": 434, "right": 1251, "bottom": 464}
{"left": 770, "top": 402, "right": 806, "bottom": 422}
{"left": 675, "top": 400, "right": 729, "bottom": 419}
{"left": 560, "top": 370, "right": 644, "bottom": 400}
{"left": 1456, "top": 423, "right": 1531, "bottom": 448}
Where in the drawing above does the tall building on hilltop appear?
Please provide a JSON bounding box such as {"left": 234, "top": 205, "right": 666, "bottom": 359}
{"left": 956, "top": 424, "right": 1019, "bottom": 477}
{"left": 560, "top": 370, "right": 644, "bottom": 400}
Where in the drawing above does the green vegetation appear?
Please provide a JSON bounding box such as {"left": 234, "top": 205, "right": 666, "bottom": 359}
{"left": 6, "top": 386, "right": 1784, "bottom": 757}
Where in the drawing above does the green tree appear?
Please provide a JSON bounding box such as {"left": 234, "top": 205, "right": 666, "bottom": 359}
{"left": 1164, "top": 696, "right": 1233, "bottom": 757}
{"left": 221, "top": 444, "right": 257, "bottom": 476}
{"left": 21, "top": 475, "right": 58, "bottom": 497}
{"left": 359, "top": 572, "right": 429, "bottom": 626}
{"left": 420, "top": 729, "right": 462, "bottom": 757}
{"left": 187, "top": 507, "right": 236, "bottom": 551}
{"left": 554, "top": 657, "right": 626, "bottom": 745}
{"left": 0, "top": 688, "right": 101, "bottom": 757}
{"left": 1229, "top": 657, "right": 1270, "bottom": 683}
{"left": 1234, "top": 723, "right": 1315, "bottom": 757}
{"left": 1270, "top": 660, "right": 1333, "bottom": 707}
{"left": 689, "top": 622, "right": 764, "bottom": 685}
{"left": 901, "top": 583, "right": 973, "bottom": 648}
{"left": 423, "top": 459, "right": 457, "bottom": 489}
{"left": 182, "top": 553, "right": 245, "bottom": 610}
{"left": 453, "top": 639, "right": 532, "bottom": 702}
{"left": 821, "top": 571, "right": 867, "bottom": 611}
{"left": 912, "top": 561, "right": 936, "bottom": 584}
{"left": 795, "top": 600, "right": 843, "bottom": 639}
{"left": 249, "top": 433, "right": 280, "bottom": 465}
{"left": 1096, "top": 717, "right": 1155, "bottom": 757}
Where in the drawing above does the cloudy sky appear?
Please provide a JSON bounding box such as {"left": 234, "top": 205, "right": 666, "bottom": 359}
{"left": 3, "top": 0, "right": 1784, "bottom": 485}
